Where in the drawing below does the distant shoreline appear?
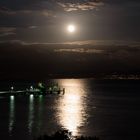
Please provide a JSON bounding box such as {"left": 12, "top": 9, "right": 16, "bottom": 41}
{"left": 0, "top": 75, "right": 140, "bottom": 83}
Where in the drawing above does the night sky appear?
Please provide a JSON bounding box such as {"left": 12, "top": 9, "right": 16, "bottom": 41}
{"left": 0, "top": 0, "right": 140, "bottom": 80}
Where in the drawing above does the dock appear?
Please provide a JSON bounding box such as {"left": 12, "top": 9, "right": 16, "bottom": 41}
{"left": 0, "top": 82, "right": 65, "bottom": 96}
{"left": 0, "top": 88, "right": 65, "bottom": 96}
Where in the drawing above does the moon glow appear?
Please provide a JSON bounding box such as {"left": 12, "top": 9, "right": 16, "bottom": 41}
{"left": 67, "top": 25, "right": 76, "bottom": 33}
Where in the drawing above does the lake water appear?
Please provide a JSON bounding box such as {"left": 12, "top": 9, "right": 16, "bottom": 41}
{"left": 0, "top": 79, "right": 140, "bottom": 140}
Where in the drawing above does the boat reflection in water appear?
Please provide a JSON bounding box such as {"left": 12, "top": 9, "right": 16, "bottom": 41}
{"left": 9, "top": 95, "right": 15, "bottom": 135}
{"left": 57, "top": 79, "right": 87, "bottom": 136}
{"left": 28, "top": 94, "right": 34, "bottom": 134}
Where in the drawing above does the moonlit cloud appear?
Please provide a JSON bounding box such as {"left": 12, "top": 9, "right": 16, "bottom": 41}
{"left": 54, "top": 48, "right": 104, "bottom": 54}
{"left": 28, "top": 26, "right": 37, "bottom": 29}
{"left": 0, "top": 0, "right": 140, "bottom": 43}
{"left": 57, "top": 1, "right": 104, "bottom": 11}
{"left": 0, "top": 27, "right": 16, "bottom": 37}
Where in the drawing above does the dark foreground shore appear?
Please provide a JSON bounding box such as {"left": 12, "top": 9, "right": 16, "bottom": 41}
{"left": 36, "top": 130, "right": 99, "bottom": 140}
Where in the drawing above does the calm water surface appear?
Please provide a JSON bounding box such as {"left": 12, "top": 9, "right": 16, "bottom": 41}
{"left": 0, "top": 79, "right": 140, "bottom": 140}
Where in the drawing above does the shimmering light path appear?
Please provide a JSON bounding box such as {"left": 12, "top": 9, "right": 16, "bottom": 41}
{"left": 56, "top": 79, "right": 88, "bottom": 135}
{"left": 0, "top": 79, "right": 139, "bottom": 140}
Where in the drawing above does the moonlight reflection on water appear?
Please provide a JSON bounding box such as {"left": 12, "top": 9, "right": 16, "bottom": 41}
{"left": 57, "top": 79, "right": 88, "bottom": 136}
{"left": 0, "top": 79, "right": 139, "bottom": 140}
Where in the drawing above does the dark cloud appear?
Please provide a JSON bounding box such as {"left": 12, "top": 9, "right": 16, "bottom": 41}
{"left": 104, "top": 0, "right": 140, "bottom": 5}
{"left": 0, "top": 40, "right": 140, "bottom": 79}
{"left": 0, "top": 39, "right": 140, "bottom": 63}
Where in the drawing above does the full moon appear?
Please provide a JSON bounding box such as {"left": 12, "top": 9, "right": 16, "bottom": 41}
{"left": 67, "top": 25, "right": 76, "bottom": 33}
